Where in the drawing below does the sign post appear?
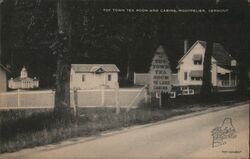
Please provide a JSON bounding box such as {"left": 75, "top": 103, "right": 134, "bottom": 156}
{"left": 149, "top": 45, "right": 172, "bottom": 108}
{"left": 73, "top": 88, "right": 78, "bottom": 117}
{"left": 115, "top": 82, "right": 120, "bottom": 114}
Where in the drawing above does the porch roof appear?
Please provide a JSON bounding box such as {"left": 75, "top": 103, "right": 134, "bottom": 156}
{"left": 217, "top": 66, "right": 232, "bottom": 74}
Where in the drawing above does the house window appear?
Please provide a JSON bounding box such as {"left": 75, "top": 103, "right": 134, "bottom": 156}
{"left": 184, "top": 72, "right": 188, "bottom": 80}
{"left": 108, "top": 74, "right": 112, "bottom": 81}
{"left": 194, "top": 60, "right": 202, "bottom": 65}
{"left": 191, "top": 77, "right": 202, "bottom": 81}
{"left": 180, "top": 86, "right": 188, "bottom": 90}
{"left": 82, "top": 75, "right": 85, "bottom": 82}
{"left": 193, "top": 54, "right": 202, "bottom": 65}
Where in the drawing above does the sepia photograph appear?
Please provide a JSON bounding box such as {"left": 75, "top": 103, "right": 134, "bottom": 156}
{"left": 0, "top": 0, "right": 249, "bottom": 158}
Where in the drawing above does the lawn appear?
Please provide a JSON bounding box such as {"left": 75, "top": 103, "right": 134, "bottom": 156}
{"left": 0, "top": 91, "right": 248, "bottom": 154}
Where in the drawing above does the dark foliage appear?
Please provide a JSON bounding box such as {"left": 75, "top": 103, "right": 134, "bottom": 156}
{"left": 169, "top": 91, "right": 249, "bottom": 107}
{"left": 0, "top": 0, "right": 249, "bottom": 89}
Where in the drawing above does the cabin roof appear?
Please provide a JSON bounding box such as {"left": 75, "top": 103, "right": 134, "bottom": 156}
{"left": 71, "top": 64, "right": 120, "bottom": 73}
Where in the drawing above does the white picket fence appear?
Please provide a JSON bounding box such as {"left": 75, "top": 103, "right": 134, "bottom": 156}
{"left": 0, "top": 88, "right": 148, "bottom": 109}
{"left": 134, "top": 73, "right": 150, "bottom": 86}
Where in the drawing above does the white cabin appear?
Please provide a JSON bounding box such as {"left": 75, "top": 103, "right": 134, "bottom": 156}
{"left": 70, "top": 64, "right": 120, "bottom": 90}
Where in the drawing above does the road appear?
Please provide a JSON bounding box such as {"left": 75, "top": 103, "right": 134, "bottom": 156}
{"left": 1, "top": 104, "right": 249, "bottom": 159}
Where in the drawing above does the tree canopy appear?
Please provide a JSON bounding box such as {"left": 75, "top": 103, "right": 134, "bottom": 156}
{"left": 1, "top": 0, "right": 249, "bottom": 88}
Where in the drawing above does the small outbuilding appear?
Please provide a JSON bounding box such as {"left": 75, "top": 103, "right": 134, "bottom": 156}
{"left": 70, "top": 64, "right": 120, "bottom": 90}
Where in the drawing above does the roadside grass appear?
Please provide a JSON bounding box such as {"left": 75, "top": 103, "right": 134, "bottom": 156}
{"left": 0, "top": 91, "right": 248, "bottom": 154}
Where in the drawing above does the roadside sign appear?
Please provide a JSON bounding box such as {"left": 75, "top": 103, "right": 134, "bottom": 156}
{"left": 149, "top": 45, "right": 172, "bottom": 93}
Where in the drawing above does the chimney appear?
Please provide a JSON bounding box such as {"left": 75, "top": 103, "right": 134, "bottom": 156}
{"left": 184, "top": 40, "right": 189, "bottom": 54}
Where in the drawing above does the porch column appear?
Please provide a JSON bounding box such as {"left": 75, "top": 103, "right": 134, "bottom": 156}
{"left": 101, "top": 85, "right": 105, "bottom": 106}
{"left": 229, "top": 72, "right": 231, "bottom": 87}
{"left": 235, "top": 73, "right": 237, "bottom": 86}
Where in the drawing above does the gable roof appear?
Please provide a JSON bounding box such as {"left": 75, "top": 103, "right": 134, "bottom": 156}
{"left": 0, "top": 64, "right": 11, "bottom": 73}
{"left": 177, "top": 40, "right": 235, "bottom": 68}
{"left": 71, "top": 64, "right": 120, "bottom": 73}
{"left": 198, "top": 41, "right": 234, "bottom": 66}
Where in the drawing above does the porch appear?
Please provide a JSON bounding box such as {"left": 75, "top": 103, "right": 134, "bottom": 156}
{"left": 217, "top": 72, "right": 237, "bottom": 87}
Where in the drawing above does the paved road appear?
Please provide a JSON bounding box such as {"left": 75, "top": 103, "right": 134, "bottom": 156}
{"left": 1, "top": 104, "right": 249, "bottom": 159}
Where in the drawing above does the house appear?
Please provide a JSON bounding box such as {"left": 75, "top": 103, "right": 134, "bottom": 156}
{"left": 70, "top": 64, "right": 120, "bottom": 90}
{"left": 0, "top": 64, "right": 11, "bottom": 92}
{"left": 8, "top": 66, "right": 39, "bottom": 89}
{"left": 176, "top": 40, "right": 237, "bottom": 92}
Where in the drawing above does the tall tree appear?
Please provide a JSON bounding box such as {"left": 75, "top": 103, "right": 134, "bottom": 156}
{"left": 200, "top": 40, "right": 213, "bottom": 96}
{"left": 0, "top": 0, "right": 2, "bottom": 63}
{"left": 234, "top": 0, "right": 249, "bottom": 94}
{"left": 53, "top": 0, "right": 72, "bottom": 117}
{"left": 200, "top": 17, "right": 213, "bottom": 97}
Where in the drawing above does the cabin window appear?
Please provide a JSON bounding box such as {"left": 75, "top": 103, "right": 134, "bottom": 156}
{"left": 108, "top": 74, "right": 112, "bottom": 81}
{"left": 82, "top": 75, "right": 85, "bottom": 82}
{"left": 184, "top": 72, "right": 188, "bottom": 80}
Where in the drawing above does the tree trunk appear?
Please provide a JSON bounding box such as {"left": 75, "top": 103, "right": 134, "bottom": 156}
{"left": 0, "top": 2, "right": 2, "bottom": 63}
{"left": 126, "top": 53, "right": 131, "bottom": 81}
{"left": 236, "top": 46, "right": 249, "bottom": 95}
{"left": 54, "top": 0, "right": 72, "bottom": 118}
{"left": 200, "top": 40, "right": 213, "bottom": 97}
{"left": 236, "top": 4, "right": 249, "bottom": 95}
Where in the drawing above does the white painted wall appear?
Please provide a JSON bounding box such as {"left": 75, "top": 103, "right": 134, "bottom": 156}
{"left": 0, "top": 68, "right": 7, "bottom": 92}
{"left": 211, "top": 60, "right": 217, "bottom": 86}
{"left": 70, "top": 69, "right": 118, "bottom": 89}
{"left": 178, "top": 42, "right": 204, "bottom": 86}
{"left": 177, "top": 42, "right": 218, "bottom": 86}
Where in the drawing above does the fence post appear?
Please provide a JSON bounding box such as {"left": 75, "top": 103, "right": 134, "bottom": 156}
{"left": 134, "top": 72, "right": 136, "bottom": 85}
{"left": 159, "top": 93, "right": 162, "bottom": 108}
{"left": 73, "top": 88, "right": 78, "bottom": 117}
{"left": 17, "top": 89, "right": 21, "bottom": 107}
{"left": 115, "top": 82, "right": 120, "bottom": 114}
{"left": 144, "top": 85, "right": 148, "bottom": 104}
{"left": 149, "top": 92, "right": 151, "bottom": 104}
{"left": 101, "top": 86, "right": 105, "bottom": 106}
{"left": 126, "top": 85, "right": 147, "bottom": 112}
